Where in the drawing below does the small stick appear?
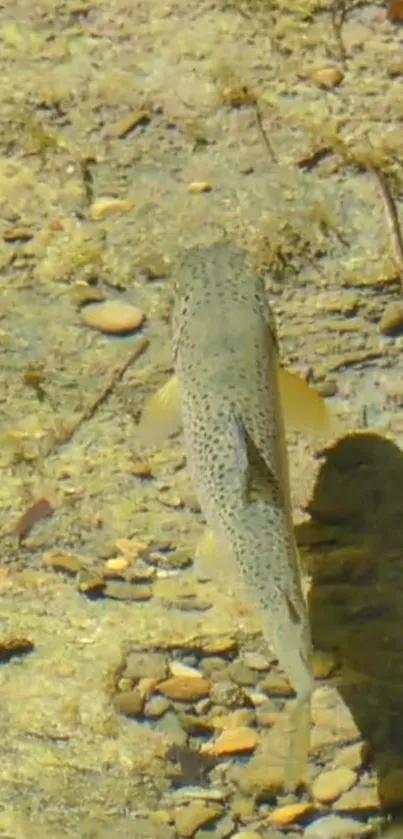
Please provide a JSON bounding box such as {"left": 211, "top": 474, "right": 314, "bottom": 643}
{"left": 52, "top": 336, "right": 150, "bottom": 451}
{"left": 366, "top": 163, "right": 403, "bottom": 281}
{"left": 253, "top": 102, "right": 277, "bottom": 163}
{"left": 330, "top": 0, "right": 347, "bottom": 65}
{"left": 12, "top": 498, "right": 54, "bottom": 544}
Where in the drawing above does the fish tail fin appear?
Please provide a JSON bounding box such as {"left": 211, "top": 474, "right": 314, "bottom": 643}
{"left": 137, "top": 375, "right": 182, "bottom": 444}
{"left": 284, "top": 695, "right": 311, "bottom": 793}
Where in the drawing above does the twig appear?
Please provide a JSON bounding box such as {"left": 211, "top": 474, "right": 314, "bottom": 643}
{"left": 366, "top": 163, "right": 403, "bottom": 283}
{"left": 330, "top": 0, "right": 347, "bottom": 65}
{"left": 52, "top": 336, "right": 150, "bottom": 452}
{"left": 253, "top": 102, "right": 277, "bottom": 163}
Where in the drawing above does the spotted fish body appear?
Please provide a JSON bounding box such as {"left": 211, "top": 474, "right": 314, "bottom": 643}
{"left": 172, "top": 242, "right": 313, "bottom": 789}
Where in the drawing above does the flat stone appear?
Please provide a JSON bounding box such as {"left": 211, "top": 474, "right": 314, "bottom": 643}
{"left": 333, "top": 784, "right": 380, "bottom": 811}
{"left": 304, "top": 815, "right": 373, "bottom": 838}
{"left": 170, "top": 661, "right": 206, "bottom": 679}
{"left": 312, "top": 767, "right": 357, "bottom": 803}
{"left": 114, "top": 690, "right": 144, "bottom": 717}
{"left": 144, "top": 695, "right": 170, "bottom": 718}
{"left": 81, "top": 299, "right": 145, "bottom": 334}
{"left": 230, "top": 761, "right": 285, "bottom": 798}
{"left": 260, "top": 672, "right": 294, "bottom": 696}
{"left": 212, "top": 708, "right": 255, "bottom": 731}
{"left": 379, "top": 302, "right": 403, "bottom": 336}
{"left": 174, "top": 803, "right": 221, "bottom": 837}
{"left": 332, "top": 742, "right": 369, "bottom": 771}
{"left": 201, "top": 726, "right": 258, "bottom": 757}
{"left": 267, "top": 801, "right": 316, "bottom": 826}
{"left": 158, "top": 675, "right": 210, "bottom": 701}
{"left": 124, "top": 651, "right": 168, "bottom": 681}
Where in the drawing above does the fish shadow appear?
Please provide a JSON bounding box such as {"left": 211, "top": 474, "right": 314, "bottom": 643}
{"left": 296, "top": 431, "right": 403, "bottom": 812}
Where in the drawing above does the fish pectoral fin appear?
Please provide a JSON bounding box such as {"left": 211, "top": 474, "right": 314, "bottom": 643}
{"left": 137, "top": 375, "right": 182, "bottom": 445}
{"left": 195, "top": 527, "right": 238, "bottom": 583}
{"left": 278, "top": 367, "right": 340, "bottom": 436}
{"left": 195, "top": 527, "right": 223, "bottom": 563}
{"left": 231, "top": 414, "right": 279, "bottom": 503}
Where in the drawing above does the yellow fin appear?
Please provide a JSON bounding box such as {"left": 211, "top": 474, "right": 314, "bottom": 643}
{"left": 195, "top": 527, "right": 239, "bottom": 586}
{"left": 139, "top": 365, "right": 337, "bottom": 447}
{"left": 284, "top": 695, "right": 311, "bottom": 793}
{"left": 278, "top": 367, "right": 336, "bottom": 436}
{"left": 137, "top": 375, "right": 182, "bottom": 444}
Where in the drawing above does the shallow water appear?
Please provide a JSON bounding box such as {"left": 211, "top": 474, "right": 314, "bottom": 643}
{"left": 1, "top": 0, "right": 403, "bottom": 836}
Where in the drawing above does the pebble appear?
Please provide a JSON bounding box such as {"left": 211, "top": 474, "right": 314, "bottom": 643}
{"left": 0, "top": 635, "right": 35, "bottom": 660}
{"left": 311, "top": 687, "right": 360, "bottom": 739}
{"left": 170, "top": 662, "right": 206, "bottom": 679}
{"left": 105, "top": 557, "right": 129, "bottom": 574}
{"left": 102, "top": 580, "right": 153, "bottom": 600}
{"left": 158, "top": 675, "right": 211, "bottom": 701}
{"left": 187, "top": 181, "right": 212, "bottom": 193}
{"left": 243, "top": 652, "right": 271, "bottom": 671}
{"left": 172, "top": 787, "right": 226, "bottom": 802}
{"left": 197, "top": 636, "right": 237, "bottom": 655}
{"left": 304, "top": 815, "right": 373, "bottom": 838}
{"left": 230, "top": 761, "right": 285, "bottom": 798}
{"left": 114, "top": 689, "right": 144, "bottom": 717}
{"left": 268, "top": 802, "right": 316, "bottom": 826}
{"left": 260, "top": 671, "right": 293, "bottom": 696}
{"left": 115, "top": 537, "right": 149, "bottom": 558}
{"left": 144, "top": 695, "right": 170, "bottom": 718}
{"left": 227, "top": 661, "right": 257, "bottom": 686}
{"left": 332, "top": 742, "right": 368, "bottom": 771}
{"left": 212, "top": 708, "right": 255, "bottom": 730}
{"left": 245, "top": 689, "right": 271, "bottom": 707}
{"left": 308, "top": 66, "right": 344, "bottom": 88}
{"left": 124, "top": 651, "right": 168, "bottom": 681}
{"left": 311, "top": 767, "right": 357, "bottom": 803}
{"left": 88, "top": 196, "right": 132, "bottom": 220}
{"left": 379, "top": 302, "right": 403, "bottom": 336}
{"left": 210, "top": 680, "right": 242, "bottom": 707}
{"left": 155, "top": 711, "right": 187, "bottom": 744}
{"left": 201, "top": 726, "right": 258, "bottom": 756}
{"left": 174, "top": 803, "right": 221, "bottom": 837}
{"left": 137, "top": 676, "right": 157, "bottom": 699}
{"left": 107, "top": 109, "right": 151, "bottom": 138}
{"left": 42, "top": 550, "right": 86, "bottom": 575}
{"left": 81, "top": 299, "right": 145, "bottom": 334}
{"left": 333, "top": 785, "right": 380, "bottom": 811}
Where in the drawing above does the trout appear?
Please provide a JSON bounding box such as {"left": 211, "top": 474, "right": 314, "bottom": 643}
{"left": 140, "top": 242, "right": 333, "bottom": 789}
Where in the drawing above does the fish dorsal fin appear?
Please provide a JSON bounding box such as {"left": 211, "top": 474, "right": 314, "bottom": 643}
{"left": 231, "top": 414, "right": 279, "bottom": 503}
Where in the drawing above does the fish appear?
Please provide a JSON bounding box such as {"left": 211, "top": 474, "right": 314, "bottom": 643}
{"left": 140, "top": 356, "right": 334, "bottom": 444}
{"left": 140, "top": 242, "right": 332, "bottom": 790}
